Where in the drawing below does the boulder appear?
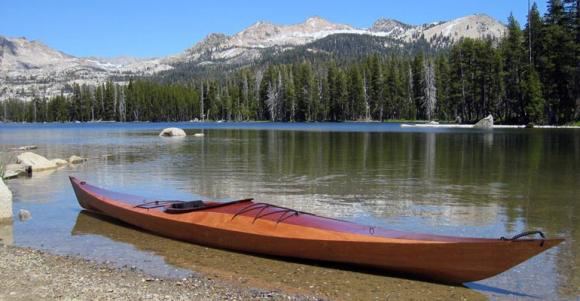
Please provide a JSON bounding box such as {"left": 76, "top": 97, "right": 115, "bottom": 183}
{"left": 159, "top": 128, "right": 187, "bottom": 137}
{"left": 0, "top": 179, "right": 12, "bottom": 221}
{"left": 18, "top": 209, "right": 31, "bottom": 221}
{"left": 193, "top": 133, "right": 205, "bottom": 137}
{"left": 50, "top": 158, "right": 69, "bottom": 166}
{"left": 68, "top": 155, "right": 87, "bottom": 164}
{"left": 474, "top": 115, "right": 494, "bottom": 129}
{"left": 16, "top": 152, "right": 57, "bottom": 172}
{"left": 10, "top": 145, "right": 37, "bottom": 151}
{"left": 2, "top": 164, "right": 31, "bottom": 179}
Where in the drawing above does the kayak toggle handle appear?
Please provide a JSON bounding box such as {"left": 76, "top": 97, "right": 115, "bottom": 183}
{"left": 500, "top": 230, "right": 545, "bottom": 246}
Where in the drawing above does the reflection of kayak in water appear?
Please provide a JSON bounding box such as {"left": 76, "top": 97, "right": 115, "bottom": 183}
{"left": 70, "top": 176, "right": 563, "bottom": 284}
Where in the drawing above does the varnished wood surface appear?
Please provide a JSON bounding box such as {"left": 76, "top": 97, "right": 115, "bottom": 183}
{"left": 70, "top": 176, "right": 563, "bottom": 283}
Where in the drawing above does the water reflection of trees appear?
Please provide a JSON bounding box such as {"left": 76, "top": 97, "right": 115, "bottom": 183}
{"left": 162, "top": 129, "right": 578, "bottom": 298}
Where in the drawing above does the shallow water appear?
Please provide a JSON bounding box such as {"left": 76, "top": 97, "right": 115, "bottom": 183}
{"left": 1, "top": 122, "right": 578, "bottom": 300}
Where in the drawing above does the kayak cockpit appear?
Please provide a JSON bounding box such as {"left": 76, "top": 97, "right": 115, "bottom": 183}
{"left": 133, "top": 198, "right": 255, "bottom": 214}
{"left": 165, "top": 200, "right": 205, "bottom": 213}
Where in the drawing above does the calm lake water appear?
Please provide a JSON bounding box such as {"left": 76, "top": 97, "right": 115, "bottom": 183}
{"left": 0, "top": 122, "right": 578, "bottom": 300}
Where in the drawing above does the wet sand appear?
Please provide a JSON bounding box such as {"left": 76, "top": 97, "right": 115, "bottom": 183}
{"left": 64, "top": 211, "right": 487, "bottom": 301}
{"left": 0, "top": 245, "right": 312, "bottom": 301}
{"left": 0, "top": 241, "right": 485, "bottom": 301}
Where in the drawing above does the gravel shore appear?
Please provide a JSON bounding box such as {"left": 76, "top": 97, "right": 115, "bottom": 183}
{"left": 0, "top": 245, "right": 316, "bottom": 301}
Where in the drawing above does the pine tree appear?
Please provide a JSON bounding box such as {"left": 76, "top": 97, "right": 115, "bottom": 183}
{"left": 412, "top": 53, "right": 426, "bottom": 119}
{"left": 369, "top": 55, "right": 385, "bottom": 120}
{"left": 524, "top": 3, "right": 544, "bottom": 68}
{"left": 543, "top": 0, "right": 577, "bottom": 123}
{"left": 523, "top": 67, "right": 545, "bottom": 123}
{"left": 501, "top": 14, "right": 526, "bottom": 123}
{"left": 348, "top": 66, "right": 366, "bottom": 120}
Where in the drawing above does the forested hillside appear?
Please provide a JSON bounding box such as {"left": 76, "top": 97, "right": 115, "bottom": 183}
{"left": 2, "top": 1, "right": 578, "bottom": 124}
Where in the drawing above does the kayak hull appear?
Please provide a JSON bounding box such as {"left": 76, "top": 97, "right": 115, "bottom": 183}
{"left": 70, "top": 177, "right": 563, "bottom": 284}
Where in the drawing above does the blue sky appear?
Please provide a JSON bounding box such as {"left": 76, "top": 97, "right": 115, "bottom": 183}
{"left": 0, "top": 0, "right": 547, "bottom": 58}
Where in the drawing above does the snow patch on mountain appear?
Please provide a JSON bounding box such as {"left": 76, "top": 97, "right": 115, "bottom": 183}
{"left": 175, "top": 15, "right": 505, "bottom": 65}
{"left": 0, "top": 36, "right": 172, "bottom": 101}
{"left": 1, "top": 14, "right": 506, "bottom": 101}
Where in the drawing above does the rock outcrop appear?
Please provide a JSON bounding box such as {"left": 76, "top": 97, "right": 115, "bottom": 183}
{"left": 159, "top": 128, "right": 187, "bottom": 137}
{"left": 474, "top": 115, "right": 494, "bottom": 129}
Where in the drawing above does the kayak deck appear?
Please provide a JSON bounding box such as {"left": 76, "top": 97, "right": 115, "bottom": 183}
{"left": 69, "top": 176, "right": 563, "bottom": 283}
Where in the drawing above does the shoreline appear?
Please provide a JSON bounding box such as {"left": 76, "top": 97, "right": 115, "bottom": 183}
{"left": 0, "top": 120, "right": 580, "bottom": 130}
{"left": 401, "top": 123, "right": 580, "bottom": 129}
{"left": 0, "top": 241, "right": 490, "bottom": 301}
{"left": 0, "top": 245, "right": 313, "bottom": 301}
{"left": 0, "top": 120, "right": 579, "bottom": 129}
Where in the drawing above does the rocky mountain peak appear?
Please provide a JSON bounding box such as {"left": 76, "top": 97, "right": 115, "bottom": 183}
{"left": 304, "top": 16, "right": 333, "bottom": 27}
{"left": 417, "top": 13, "right": 506, "bottom": 41}
{"left": 235, "top": 21, "right": 281, "bottom": 44}
{"left": 370, "top": 18, "right": 412, "bottom": 32}
{"left": 198, "top": 33, "right": 229, "bottom": 47}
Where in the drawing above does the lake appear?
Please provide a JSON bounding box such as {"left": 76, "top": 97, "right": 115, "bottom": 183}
{"left": 0, "top": 122, "right": 578, "bottom": 300}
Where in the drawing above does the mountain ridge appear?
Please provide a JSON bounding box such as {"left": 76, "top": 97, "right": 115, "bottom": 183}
{"left": 0, "top": 14, "right": 506, "bottom": 101}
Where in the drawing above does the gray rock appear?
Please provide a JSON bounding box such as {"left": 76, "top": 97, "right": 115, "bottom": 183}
{"left": 474, "top": 114, "right": 494, "bottom": 129}
{"left": 0, "top": 179, "right": 13, "bottom": 221}
{"left": 50, "top": 158, "right": 69, "bottom": 166}
{"left": 159, "top": 128, "right": 187, "bottom": 137}
{"left": 3, "top": 164, "right": 31, "bottom": 179}
{"left": 68, "top": 155, "right": 87, "bottom": 164}
{"left": 18, "top": 209, "right": 31, "bottom": 221}
{"left": 16, "top": 152, "right": 57, "bottom": 171}
{"left": 10, "top": 145, "right": 37, "bottom": 151}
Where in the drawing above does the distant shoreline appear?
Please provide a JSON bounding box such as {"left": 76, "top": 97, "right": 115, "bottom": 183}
{"left": 1, "top": 120, "right": 579, "bottom": 129}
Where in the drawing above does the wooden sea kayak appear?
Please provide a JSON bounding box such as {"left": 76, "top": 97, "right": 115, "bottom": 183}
{"left": 69, "top": 177, "right": 563, "bottom": 284}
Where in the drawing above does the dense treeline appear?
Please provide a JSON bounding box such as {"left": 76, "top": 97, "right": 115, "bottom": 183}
{"left": 1, "top": 0, "right": 578, "bottom": 124}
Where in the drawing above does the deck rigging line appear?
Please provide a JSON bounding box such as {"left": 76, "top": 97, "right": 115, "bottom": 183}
{"left": 232, "top": 202, "right": 308, "bottom": 224}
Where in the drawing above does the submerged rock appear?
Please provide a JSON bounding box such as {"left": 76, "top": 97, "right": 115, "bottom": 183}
{"left": 68, "top": 155, "right": 87, "bottom": 164}
{"left": 3, "top": 164, "right": 31, "bottom": 179}
{"left": 50, "top": 158, "right": 69, "bottom": 166}
{"left": 159, "top": 128, "right": 187, "bottom": 137}
{"left": 16, "top": 152, "right": 57, "bottom": 171}
{"left": 18, "top": 209, "right": 31, "bottom": 221}
{"left": 474, "top": 115, "right": 494, "bottom": 129}
{"left": 10, "top": 145, "right": 37, "bottom": 151}
{"left": 0, "top": 179, "right": 13, "bottom": 221}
